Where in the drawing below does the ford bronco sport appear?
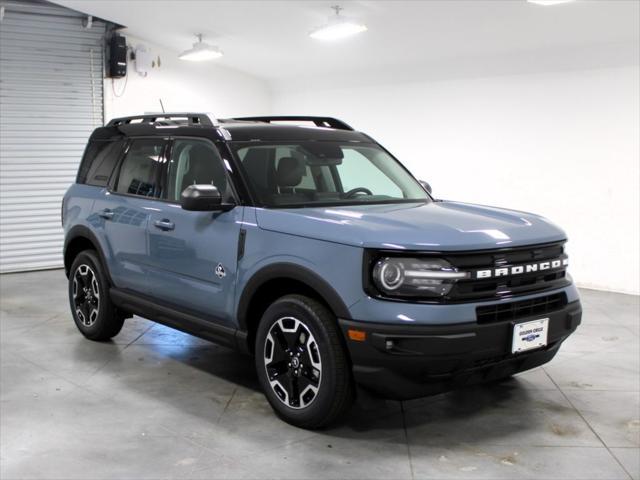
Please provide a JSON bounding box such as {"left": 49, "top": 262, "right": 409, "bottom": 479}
{"left": 62, "top": 113, "right": 582, "bottom": 428}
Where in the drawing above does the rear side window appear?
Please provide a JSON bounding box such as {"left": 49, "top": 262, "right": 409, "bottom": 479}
{"left": 115, "top": 138, "right": 165, "bottom": 197}
{"left": 77, "top": 140, "right": 124, "bottom": 186}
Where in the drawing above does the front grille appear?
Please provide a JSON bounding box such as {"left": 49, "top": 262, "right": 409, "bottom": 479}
{"left": 476, "top": 292, "right": 567, "bottom": 324}
{"left": 442, "top": 241, "right": 570, "bottom": 302}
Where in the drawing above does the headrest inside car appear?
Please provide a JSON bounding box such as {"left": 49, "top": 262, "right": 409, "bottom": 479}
{"left": 276, "top": 157, "right": 305, "bottom": 187}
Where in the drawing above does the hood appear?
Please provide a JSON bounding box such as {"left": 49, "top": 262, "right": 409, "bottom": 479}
{"left": 255, "top": 201, "right": 566, "bottom": 251}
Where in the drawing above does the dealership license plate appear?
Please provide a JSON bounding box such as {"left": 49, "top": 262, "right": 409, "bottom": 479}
{"left": 512, "top": 318, "right": 549, "bottom": 354}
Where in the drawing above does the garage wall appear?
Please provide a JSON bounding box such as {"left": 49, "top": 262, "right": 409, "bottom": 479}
{"left": 0, "top": 25, "right": 270, "bottom": 274}
{"left": 272, "top": 66, "right": 640, "bottom": 295}
{"left": 103, "top": 35, "right": 270, "bottom": 122}
{"left": 0, "top": 0, "right": 107, "bottom": 273}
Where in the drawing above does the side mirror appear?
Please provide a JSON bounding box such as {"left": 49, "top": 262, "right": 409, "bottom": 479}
{"left": 419, "top": 180, "right": 432, "bottom": 195}
{"left": 180, "top": 184, "right": 234, "bottom": 211}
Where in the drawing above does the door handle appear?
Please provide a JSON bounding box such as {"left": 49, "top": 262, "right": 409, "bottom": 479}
{"left": 153, "top": 219, "right": 175, "bottom": 231}
{"left": 99, "top": 209, "right": 114, "bottom": 220}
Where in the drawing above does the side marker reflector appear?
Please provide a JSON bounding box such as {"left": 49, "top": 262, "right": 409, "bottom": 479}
{"left": 348, "top": 329, "right": 366, "bottom": 342}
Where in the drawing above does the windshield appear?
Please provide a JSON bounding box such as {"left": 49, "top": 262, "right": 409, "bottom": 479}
{"left": 232, "top": 141, "right": 429, "bottom": 207}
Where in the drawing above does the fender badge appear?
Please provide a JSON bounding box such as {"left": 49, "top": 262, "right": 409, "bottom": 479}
{"left": 215, "top": 263, "right": 226, "bottom": 279}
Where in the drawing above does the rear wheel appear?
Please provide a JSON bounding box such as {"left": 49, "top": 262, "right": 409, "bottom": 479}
{"left": 68, "top": 250, "right": 124, "bottom": 341}
{"left": 255, "top": 294, "right": 354, "bottom": 429}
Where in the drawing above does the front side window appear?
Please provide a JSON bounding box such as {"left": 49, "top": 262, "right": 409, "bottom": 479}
{"left": 164, "top": 139, "right": 232, "bottom": 202}
{"left": 233, "top": 141, "right": 428, "bottom": 207}
{"left": 115, "top": 139, "right": 164, "bottom": 197}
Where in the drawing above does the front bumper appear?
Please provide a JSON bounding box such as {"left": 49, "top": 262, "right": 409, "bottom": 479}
{"left": 339, "top": 300, "right": 582, "bottom": 400}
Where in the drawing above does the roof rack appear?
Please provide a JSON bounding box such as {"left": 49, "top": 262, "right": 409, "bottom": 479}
{"left": 106, "top": 113, "right": 215, "bottom": 127}
{"left": 231, "top": 116, "right": 354, "bottom": 131}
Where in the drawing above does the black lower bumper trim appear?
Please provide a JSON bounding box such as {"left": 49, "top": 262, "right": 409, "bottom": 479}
{"left": 339, "top": 300, "right": 581, "bottom": 400}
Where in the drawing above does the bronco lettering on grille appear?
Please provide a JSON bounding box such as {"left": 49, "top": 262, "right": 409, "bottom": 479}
{"left": 474, "top": 258, "right": 568, "bottom": 280}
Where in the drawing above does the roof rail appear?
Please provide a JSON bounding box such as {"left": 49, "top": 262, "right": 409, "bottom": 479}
{"left": 231, "top": 116, "right": 354, "bottom": 131}
{"left": 106, "top": 113, "right": 215, "bottom": 127}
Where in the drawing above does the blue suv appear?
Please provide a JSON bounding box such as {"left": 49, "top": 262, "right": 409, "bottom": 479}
{"left": 62, "top": 114, "right": 582, "bottom": 428}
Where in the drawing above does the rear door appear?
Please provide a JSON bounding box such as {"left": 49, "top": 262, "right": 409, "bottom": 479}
{"left": 145, "top": 137, "right": 243, "bottom": 326}
{"left": 92, "top": 137, "right": 168, "bottom": 294}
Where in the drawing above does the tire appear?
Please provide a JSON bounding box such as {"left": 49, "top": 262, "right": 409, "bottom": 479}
{"left": 255, "top": 294, "right": 354, "bottom": 429}
{"left": 68, "top": 250, "right": 124, "bottom": 341}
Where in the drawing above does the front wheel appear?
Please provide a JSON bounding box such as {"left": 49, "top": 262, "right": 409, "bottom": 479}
{"left": 68, "top": 250, "right": 124, "bottom": 341}
{"left": 255, "top": 295, "right": 354, "bottom": 429}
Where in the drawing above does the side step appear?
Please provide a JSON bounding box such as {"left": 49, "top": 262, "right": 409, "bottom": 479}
{"left": 110, "top": 288, "right": 249, "bottom": 353}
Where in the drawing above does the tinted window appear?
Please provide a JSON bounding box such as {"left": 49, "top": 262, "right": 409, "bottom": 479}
{"left": 115, "top": 139, "right": 164, "bottom": 197}
{"left": 77, "top": 140, "right": 124, "bottom": 186}
{"left": 165, "top": 139, "right": 232, "bottom": 202}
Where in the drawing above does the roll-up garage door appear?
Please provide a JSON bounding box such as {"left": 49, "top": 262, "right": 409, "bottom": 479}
{"left": 0, "top": 0, "right": 106, "bottom": 272}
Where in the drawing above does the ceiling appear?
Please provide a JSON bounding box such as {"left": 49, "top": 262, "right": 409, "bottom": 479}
{"left": 52, "top": 0, "right": 639, "bottom": 88}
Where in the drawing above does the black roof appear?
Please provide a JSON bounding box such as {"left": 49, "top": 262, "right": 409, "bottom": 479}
{"left": 92, "top": 114, "right": 373, "bottom": 143}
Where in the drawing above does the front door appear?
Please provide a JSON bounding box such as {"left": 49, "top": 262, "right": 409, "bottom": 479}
{"left": 145, "top": 137, "right": 243, "bottom": 326}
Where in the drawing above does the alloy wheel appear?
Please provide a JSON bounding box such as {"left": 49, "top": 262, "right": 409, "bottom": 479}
{"left": 72, "top": 264, "right": 100, "bottom": 327}
{"left": 263, "top": 316, "right": 322, "bottom": 409}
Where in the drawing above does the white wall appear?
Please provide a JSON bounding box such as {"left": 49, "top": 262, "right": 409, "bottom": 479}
{"left": 104, "top": 36, "right": 270, "bottom": 121}
{"left": 272, "top": 66, "right": 640, "bottom": 295}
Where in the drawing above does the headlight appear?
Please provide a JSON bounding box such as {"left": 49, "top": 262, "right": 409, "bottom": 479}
{"left": 372, "top": 257, "right": 468, "bottom": 298}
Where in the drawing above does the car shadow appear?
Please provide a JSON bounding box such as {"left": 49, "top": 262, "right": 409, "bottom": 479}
{"left": 327, "top": 379, "right": 540, "bottom": 443}
{"left": 80, "top": 322, "right": 548, "bottom": 447}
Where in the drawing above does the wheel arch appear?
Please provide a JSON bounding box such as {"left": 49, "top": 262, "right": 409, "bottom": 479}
{"left": 63, "top": 226, "right": 113, "bottom": 284}
{"left": 237, "top": 263, "right": 352, "bottom": 352}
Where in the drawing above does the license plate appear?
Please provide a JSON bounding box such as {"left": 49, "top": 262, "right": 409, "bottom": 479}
{"left": 512, "top": 318, "right": 549, "bottom": 354}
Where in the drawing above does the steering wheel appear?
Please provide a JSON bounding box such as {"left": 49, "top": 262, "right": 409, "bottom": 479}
{"left": 344, "top": 187, "right": 373, "bottom": 199}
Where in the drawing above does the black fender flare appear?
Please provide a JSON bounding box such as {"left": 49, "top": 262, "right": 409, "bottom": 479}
{"left": 63, "top": 225, "right": 114, "bottom": 284}
{"left": 237, "top": 262, "right": 353, "bottom": 332}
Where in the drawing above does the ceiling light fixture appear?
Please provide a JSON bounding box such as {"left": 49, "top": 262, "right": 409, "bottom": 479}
{"left": 309, "top": 5, "right": 367, "bottom": 41}
{"left": 527, "top": 0, "right": 576, "bottom": 5}
{"left": 179, "top": 34, "right": 223, "bottom": 61}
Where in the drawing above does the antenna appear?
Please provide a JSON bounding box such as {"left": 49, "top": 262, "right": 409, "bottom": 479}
{"left": 159, "top": 98, "right": 165, "bottom": 113}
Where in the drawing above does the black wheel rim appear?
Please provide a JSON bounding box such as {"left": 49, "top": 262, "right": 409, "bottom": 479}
{"left": 263, "top": 316, "right": 322, "bottom": 409}
{"left": 72, "top": 264, "right": 100, "bottom": 327}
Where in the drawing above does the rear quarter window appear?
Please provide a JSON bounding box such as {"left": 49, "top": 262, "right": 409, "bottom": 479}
{"left": 77, "top": 140, "right": 125, "bottom": 187}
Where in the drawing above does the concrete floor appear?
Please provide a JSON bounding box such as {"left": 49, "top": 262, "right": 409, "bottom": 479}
{"left": 0, "top": 269, "right": 638, "bottom": 480}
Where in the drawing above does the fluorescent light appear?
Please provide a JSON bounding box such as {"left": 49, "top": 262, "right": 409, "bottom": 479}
{"left": 527, "top": 0, "right": 576, "bottom": 5}
{"left": 179, "top": 34, "right": 223, "bottom": 61}
{"left": 179, "top": 47, "right": 222, "bottom": 61}
{"left": 310, "top": 22, "right": 367, "bottom": 41}
{"left": 310, "top": 5, "right": 367, "bottom": 41}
